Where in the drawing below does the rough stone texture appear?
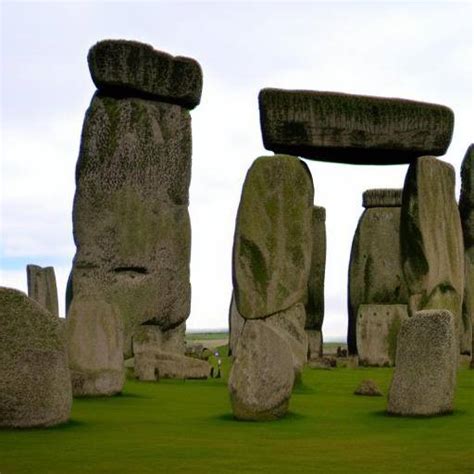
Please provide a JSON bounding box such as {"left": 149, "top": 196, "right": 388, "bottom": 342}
{"left": 259, "top": 88, "right": 454, "bottom": 164}
{"left": 233, "top": 155, "right": 314, "bottom": 319}
{"left": 400, "top": 156, "right": 464, "bottom": 349}
{"left": 265, "top": 303, "right": 308, "bottom": 378}
{"left": 134, "top": 352, "right": 210, "bottom": 381}
{"left": 69, "top": 93, "right": 192, "bottom": 356}
{"left": 459, "top": 144, "right": 474, "bottom": 358}
{"left": 387, "top": 309, "right": 457, "bottom": 416}
{"left": 306, "top": 329, "right": 323, "bottom": 360}
{"left": 229, "top": 319, "right": 295, "bottom": 421}
{"left": 88, "top": 40, "right": 203, "bottom": 109}
{"left": 363, "top": 189, "right": 402, "bottom": 208}
{"left": 356, "top": 304, "right": 409, "bottom": 366}
{"left": 0, "top": 287, "right": 72, "bottom": 427}
{"left": 307, "top": 357, "right": 335, "bottom": 370}
{"left": 354, "top": 379, "right": 383, "bottom": 396}
{"left": 228, "top": 293, "right": 245, "bottom": 358}
{"left": 132, "top": 323, "right": 185, "bottom": 356}
{"left": 348, "top": 189, "right": 408, "bottom": 355}
{"left": 26, "top": 264, "right": 59, "bottom": 317}
{"left": 305, "top": 206, "right": 326, "bottom": 353}
{"left": 67, "top": 297, "right": 124, "bottom": 396}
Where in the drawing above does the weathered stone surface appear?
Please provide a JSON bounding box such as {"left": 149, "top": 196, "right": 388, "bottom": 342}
{"left": 354, "top": 379, "right": 383, "bottom": 396}
{"left": 266, "top": 303, "right": 308, "bottom": 378}
{"left": 306, "top": 329, "right": 323, "bottom": 360}
{"left": 69, "top": 94, "right": 192, "bottom": 355}
{"left": 26, "top": 264, "right": 59, "bottom": 317}
{"left": 387, "top": 310, "right": 457, "bottom": 416}
{"left": 362, "top": 188, "right": 402, "bottom": 208}
{"left": 132, "top": 323, "right": 185, "bottom": 356}
{"left": 305, "top": 206, "right": 326, "bottom": 344}
{"left": 459, "top": 144, "right": 474, "bottom": 358}
{"left": 356, "top": 304, "right": 408, "bottom": 366}
{"left": 228, "top": 293, "right": 245, "bottom": 358}
{"left": 0, "top": 287, "right": 71, "bottom": 427}
{"left": 134, "top": 352, "right": 210, "bottom": 381}
{"left": 348, "top": 189, "right": 408, "bottom": 355}
{"left": 67, "top": 297, "right": 124, "bottom": 396}
{"left": 229, "top": 320, "right": 295, "bottom": 420}
{"left": 259, "top": 88, "right": 454, "bottom": 164}
{"left": 233, "top": 155, "right": 314, "bottom": 319}
{"left": 400, "top": 156, "right": 464, "bottom": 348}
{"left": 88, "top": 40, "right": 203, "bottom": 109}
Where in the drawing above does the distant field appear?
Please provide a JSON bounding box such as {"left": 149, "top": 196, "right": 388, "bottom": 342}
{"left": 186, "top": 332, "right": 229, "bottom": 341}
{"left": 1, "top": 344, "right": 472, "bottom": 473}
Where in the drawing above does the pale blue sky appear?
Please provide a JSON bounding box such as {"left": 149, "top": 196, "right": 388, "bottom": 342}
{"left": 1, "top": 1, "right": 472, "bottom": 338}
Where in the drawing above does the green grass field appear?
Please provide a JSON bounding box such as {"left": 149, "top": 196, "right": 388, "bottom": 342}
{"left": 1, "top": 345, "right": 472, "bottom": 474}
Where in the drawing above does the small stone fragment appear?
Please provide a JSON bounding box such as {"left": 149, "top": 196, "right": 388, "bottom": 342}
{"left": 354, "top": 379, "right": 383, "bottom": 397}
{"left": 387, "top": 310, "right": 457, "bottom": 416}
{"left": 357, "top": 304, "right": 408, "bottom": 367}
{"left": 67, "top": 297, "right": 124, "bottom": 396}
{"left": 88, "top": 39, "right": 203, "bottom": 109}
{"left": 228, "top": 320, "right": 295, "bottom": 421}
{"left": 26, "top": 264, "right": 59, "bottom": 317}
{"left": 0, "top": 287, "right": 72, "bottom": 427}
{"left": 259, "top": 88, "right": 454, "bottom": 164}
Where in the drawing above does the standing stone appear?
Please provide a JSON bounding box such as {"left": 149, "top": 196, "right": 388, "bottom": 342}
{"left": 67, "top": 297, "right": 124, "bottom": 396}
{"left": 357, "top": 304, "right": 409, "bottom": 366}
{"left": 0, "top": 287, "right": 72, "bottom": 427}
{"left": 305, "top": 206, "right": 326, "bottom": 360}
{"left": 26, "top": 264, "right": 59, "bottom": 317}
{"left": 233, "top": 155, "right": 314, "bottom": 319}
{"left": 348, "top": 189, "right": 408, "bottom": 355}
{"left": 259, "top": 88, "right": 454, "bottom": 164}
{"left": 387, "top": 310, "right": 457, "bottom": 416}
{"left": 459, "top": 144, "right": 474, "bottom": 360}
{"left": 228, "top": 293, "right": 245, "bottom": 358}
{"left": 69, "top": 40, "right": 202, "bottom": 357}
{"left": 229, "top": 320, "right": 295, "bottom": 421}
{"left": 400, "top": 156, "right": 464, "bottom": 349}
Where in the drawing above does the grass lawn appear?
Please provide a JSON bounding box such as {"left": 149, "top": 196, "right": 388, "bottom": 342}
{"left": 1, "top": 346, "right": 472, "bottom": 473}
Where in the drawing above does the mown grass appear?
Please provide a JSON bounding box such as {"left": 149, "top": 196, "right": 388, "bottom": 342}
{"left": 1, "top": 346, "right": 472, "bottom": 474}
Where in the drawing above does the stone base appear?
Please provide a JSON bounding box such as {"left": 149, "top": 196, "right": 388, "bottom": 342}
{"left": 306, "top": 329, "right": 323, "bottom": 360}
{"left": 357, "top": 304, "right": 408, "bottom": 366}
{"left": 71, "top": 369, "right": 124, "bottom": 396}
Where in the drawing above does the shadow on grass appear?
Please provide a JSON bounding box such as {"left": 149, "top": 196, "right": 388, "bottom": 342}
{"left": 75, "top": 391, "right": 148, "bottom": 401}
{"left": 214, "top": 411, "right": 307, "bottom": 423}
{"left": 0, "top": 418, "right": 86, "bottom": 432}
{"left": 370, "top": 409, "right": 467, "bottom": 419}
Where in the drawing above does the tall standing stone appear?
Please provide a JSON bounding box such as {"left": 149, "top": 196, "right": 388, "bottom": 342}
{"left": 228, "top": 293, "right": 245, "bottom": 358}
{"left": 459, "top": 144, "right": 474, "bottom": 360}
{"left": 0, "top": 287, "right": 72, "bottom": 427}
{"left": 68, "top": 40, "right": 202, "bottom": 365}
{"left": 230, "top": 154, "right": 314, "bottom": 420}
{"left": 305, "top": 206, "right": 326, "bottom": 360}
{"left": 347, "top": 189, "right": 408, "bottom": 355}
{"left": 259, "top": 88, "right": 454, "bottom": 164}
{"left": 387, "top": 309, "right": 457, "bottom": 416}
{"left": 400, "top": 157, "right": 464, "bottom": 349}
{"left": 26, "top": 264, "right": 59, "bottom": 317}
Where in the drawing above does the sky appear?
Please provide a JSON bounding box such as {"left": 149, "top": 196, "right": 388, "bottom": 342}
{"left": 1, "top": 0, "right": 473, "bottom": 340}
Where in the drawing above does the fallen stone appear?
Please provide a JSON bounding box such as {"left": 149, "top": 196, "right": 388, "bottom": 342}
{"left": 259, "top": 88, "right": 454, "bottom": 164}
{"left": 233, "top": 155, "right": 314, "bottom": 319}
{"left": 348, "top": 188, "right": 408, "bottom": 355}
{"left": 26, "top": 264, "right": 59, "bottom": 317}
{"left": 88, "top": 39, "right": 203, "bottom": 109}
{"left": 357, "top": 304, "right": 409, "bottom": 367}
{"left": 459, "top": 144, "right": 474, "bottom": 358}
{"left": 400, "top": 156, "right": 464, "bottom": 349}
{"left": 307, "top": 357, "right": 336, "bottom": 369}
{"left": 67, "top": 297, "right": 124, "bottom": 396}
{"left": 305, "top": 206, "right": 326, "bottom": 360}
{"left": 387, "top": 309, "right": 457, "bottom": 416}
{"left": 354, "top": 379, "right": 383, "bottom": 396}
{"left": 336, "top": 356, "right": 359, "bottom": 369}
{"left": 69, "top": 93, "right": 192, "bottom": 355}
{"left": 229, "top": 319, "right": 295, "bottom": 421}
{"left": 0, "top": 287, "right": 71, "bottom": 427}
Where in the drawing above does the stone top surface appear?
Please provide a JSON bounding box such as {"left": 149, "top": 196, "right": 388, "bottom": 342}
{"left": 259, "top": 88, "right": 454, "bottom": 165}
{"left": 363, "top": 189, "right": 403, "bottom": 208}
{"left": 88, "top": 39, "right": 203, "bottom": 109}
